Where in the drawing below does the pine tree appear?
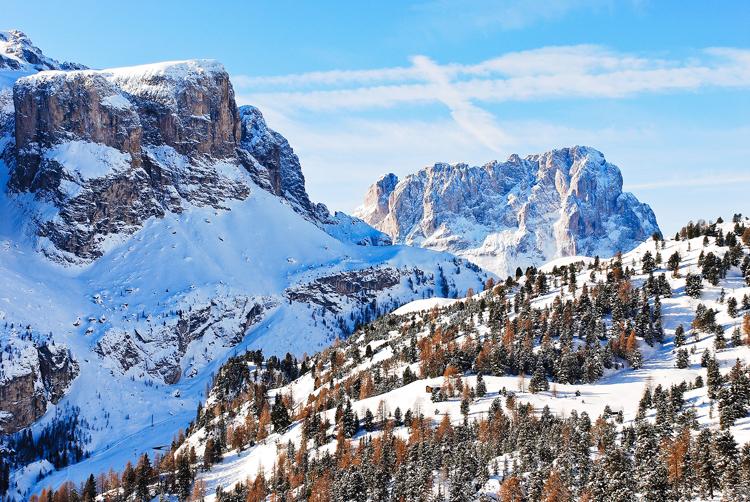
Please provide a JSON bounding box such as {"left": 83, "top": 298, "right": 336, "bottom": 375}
{"left": 271, "top": 394, "right": 291, "bottom": 432}
{"left": 529, "top": 362, "right": 549, "bottom": 393}
{"left": 82, "top": 474, "right": 96, "bottom": 502}
{"left": 135, "top": 453, "right": 152, "bottom": 501}
{"left": 728, "top": 296, "right": 739, "bottom": 318}
{"left": 394, "top": 406, "right": 402, "bottom": 426}
{"left": 460, "top": 394, "right": 470, "bottom": 417}
{"left": 667, "top": 252, "right": 681, "bottom": 276}
{"left": 714, "top": 326, "right": 727, "bottom": 351}
{"left": 584, "top": 347, "right": 604, "bottom": 383}
{"left": 694, "top": 429, "right": 717, "bottom": 499}
{"left": 122, "top": 461, "right": 136, "bottom": 498}
{"left": 732, "top": 327, "right": 742, "bottom": 347}
{"left": 603, "top": 446, "right": 636, "bottom": 502}
{"left": 713, "top": 430, "right": 740, "bottom": 496}
{"left": 176, "top": 453, "right": 193, "bottom": 500}
{"left": 402, "top": 366, "right": 418, "bottom": 385}
{"left": 676, "top": 349, "right": 690, "bottom": 369}
{"left": 630, "top": 347, "right": 643, "bottom": 370}
{"left": 568, "top": 266, "right": 577, "bottom": 294}
{"left": 476, "top": 373, "right": 487, "bottom": 397}
{"left": 203, "top": 438, "right": 216, "bottom": 470}
{"left": 706, "top": 354, "right": 723, "bottom": 400}
{"left": 342, "top": 400, "right": 358, "bottom": 438}
{"left": 685, "top": 273, "right": 703, "bottom": 298}
{"left": 364, "top": 409, "right": 375, "bottom": 432}
{"left": 641, "top": 251, "right": 656, "bottom": 275}
{"left": 673, "top": 324, "right": 686, "bottom": 347}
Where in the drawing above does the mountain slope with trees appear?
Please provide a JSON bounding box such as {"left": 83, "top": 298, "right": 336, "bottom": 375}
{"left": 35, "top": 214, "right": 750, "bottom": 501}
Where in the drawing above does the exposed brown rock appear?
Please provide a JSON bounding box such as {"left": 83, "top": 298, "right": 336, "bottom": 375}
{"left": 9, "top": 61, "right": 250, "bottom": 261}
{"left": 0, "top": 344, "right": 78, "bottom": 433}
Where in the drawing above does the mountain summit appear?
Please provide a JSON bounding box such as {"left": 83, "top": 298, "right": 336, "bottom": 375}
{"left": 356, "top": 146, "right": 660, "bottom": 276}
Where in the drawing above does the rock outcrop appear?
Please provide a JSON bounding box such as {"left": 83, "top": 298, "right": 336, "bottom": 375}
{"left": 8, "top": 60, "right": 251, "bottom": 261}
{"left": 93, "top": 295, "right": 273, "bottom": 384}
{"left": 0, "top": 341, "right": 78, "bottom": 433}
{"left": 238, "top": 105, "right": 315, "bottom": 218}
{"left": 357, "top": 172, "right": 399, "bottom": 229}
{"left": 356, "top": 146, "right": 660, "bottom": 276}
{"left": 237, "top": 105, "right": 391, "bottom": 245}
{"left": 0, "top": 29, "right": 85, "bottom": 75}
{"left": 3, "top": 55, "right": 388, "bottom": 261}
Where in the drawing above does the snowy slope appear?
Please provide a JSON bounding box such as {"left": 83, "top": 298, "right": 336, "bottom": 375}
{"left": 158, "top": 217, "right": 750, "bottom": 501}
{"left": 0, "top": 150, "right": 490, "bottom": 495}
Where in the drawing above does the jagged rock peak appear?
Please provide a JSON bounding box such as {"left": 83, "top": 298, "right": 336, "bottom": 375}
{"left": 0, "top": 29, "right": 85, "bottom": 73}
{"left": 356, "top": 172, "right": 399, "bottom": 228}
{"left": 355, "top": 146, "right": 661, "bottom": 276}
{"left": 236, "top": 104, "right": 391, "bottom": 245}
{"left": 238, "top": 104, "right": 315, "bottom": 217}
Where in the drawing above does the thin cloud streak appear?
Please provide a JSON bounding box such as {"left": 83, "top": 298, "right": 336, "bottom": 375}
{"left": 234, "top": 45, "right": 654, "bottom": 88}
{"left": 233, "top": 46, "right": 750, "bottom": 112}
{"left": 411, "top": 55, "right": 510, "bottom": 152}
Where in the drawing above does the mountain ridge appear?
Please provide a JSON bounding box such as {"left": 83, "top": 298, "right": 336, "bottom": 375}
{"left": 356, "top": 146, "right": 660, "bottom": 277}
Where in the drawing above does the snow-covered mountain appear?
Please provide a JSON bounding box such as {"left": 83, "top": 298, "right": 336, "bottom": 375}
{"left": 0, "top": 32, "right": 488, "bottom": 496}
{"left": 0, "top": 29, "right": 85, "bottom": 87}
{"left": 90, "top": 215, "right": 750, "bottom": 502}
{"left": 355, "top": 147, "right": 661, "bottom": 277}
{"left": 7, "top": 58, "right": 388, "bottom": 263}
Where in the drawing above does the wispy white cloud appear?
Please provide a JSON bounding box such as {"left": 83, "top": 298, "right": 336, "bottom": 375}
{"left": 235, "top": 45, "right": 652, "bottom": 89}
{"left": 410, "top": 55, "right": 510, "bottom": 152}
{"left": 232, "top": 66, "right": 419, "bottom": 89}
{"left": 233, "top": 45, "right": 750, "bottom": 112}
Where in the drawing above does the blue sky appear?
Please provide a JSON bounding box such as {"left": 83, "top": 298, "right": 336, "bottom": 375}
{"left": 5, "top": 0, "right": 750, "bottom": 233}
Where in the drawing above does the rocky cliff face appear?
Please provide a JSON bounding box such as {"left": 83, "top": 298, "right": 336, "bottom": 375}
{"left": 0, "top": 339, "right": 78, "bottom": 433}
{"left": 93, "top": 294, "right": 273, "bottom": 385}
{"left": 356, "top": 146, "right": 660, "bottom": 276}
{"left": 238, "top": 105, "right": 315, "bottom": 218}
{"left": 3, "top": 57, "right": 387, "bottom": 261}
{"left": 236, "top": 105, "right": 391, "bottom": 245}
{"left": 8, "top": 61, "right": 251, "bottom": 261}
{"left": 357, "top": 172, "right": 399, "bottom": 229}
